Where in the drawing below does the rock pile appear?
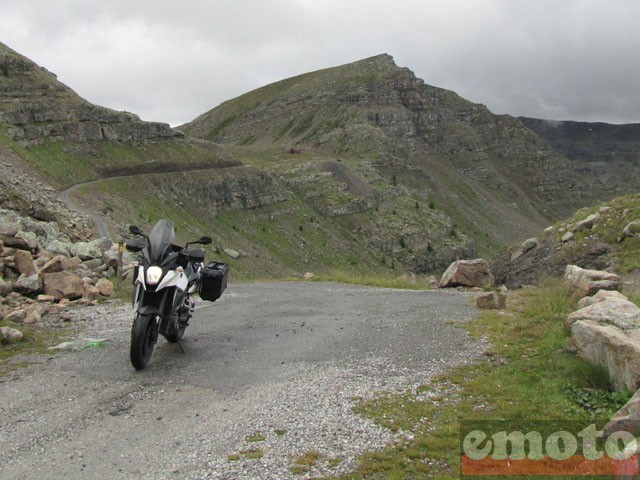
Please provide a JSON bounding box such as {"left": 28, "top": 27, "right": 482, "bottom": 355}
{"left": 566, "top": 265, "right": 640, "bottom": 392}
{"left": 0, "top": 208, "right": 119, "bottom": 341}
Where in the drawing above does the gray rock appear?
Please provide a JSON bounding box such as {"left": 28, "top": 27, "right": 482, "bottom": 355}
{"left": 622, "top": 221, "right": 640, "bottom": 240}
{"left": 15, "top": 231, "right": 38, "bottom": 252}
{"left": 13, "top": 273, "right": 41, "bottom": 296}
{"left": 564, "top": 265, "right": 621, "bottom": 298}
{"left": 577, "top": 290, "right": 628, "bottom": 309}
{"left": 42, "top": 271, "right": 85, "bottom": 300}
{"left": 572, "top": 320, "right": 640, "bottom": 391}
{"left": 510, "top": 237, "right": 538, "bottom": 261}
{"left": 439, "top": 259, "right": 494, "bottom": 289}
{"left": 95, "top": 278, "right": 114, "bottom": 297}
{"left": 567, "top": 298, "right": 640, "bottom": 330}
{"left": 4, "top": 308, "right": 26, "bottom": 323}
{"left": 224, "top": 248, "right": 240, "bottom": 259}
{"left": 573, "top": 213, "right": 600, "bottom": 232}
{"left": 13, "top": 249, "right": 36, "bottom": 275}
{"left": 476, "top": 291, "right": 507, "bottom": 309}
{"left": 0, "top": 278, "right": 12, "bottom": 296}
{"left": 69, "top": 241, "right": 102, "bottom": 260}
{"left": 561, "top": 231, "right": 574, "bottom": 242}
{"left": 0, "top": 326, "right": 24, "bottom": 342}
{"left": 602, "top": 388, "right": 640, "bottom": 437}
{"left": 83, "top": 258, "right": 104, "bottom": 270}
{"left": 43, "top": 237, "right": 71, "bottom": 256}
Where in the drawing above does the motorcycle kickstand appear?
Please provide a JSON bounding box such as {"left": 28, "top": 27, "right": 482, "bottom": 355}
{"left": 176, "top": 338, "right": 185, "bottom": 353}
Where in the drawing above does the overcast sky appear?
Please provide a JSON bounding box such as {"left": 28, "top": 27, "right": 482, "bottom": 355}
{"left": 2, "top": 0, "right": 638, "bottom": 126}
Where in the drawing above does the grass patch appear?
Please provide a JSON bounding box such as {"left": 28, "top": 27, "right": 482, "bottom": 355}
{"left": 245, "top": 431, "right": 267, "bottom": 443}
{"left": 228, "top": 448, "right": 264, "bottom": 461}
{"left": 337, "top": 277, "right": 631, "bottom": 478}
{"left": 0, "top": 321, "right": 72, "bottom": 375}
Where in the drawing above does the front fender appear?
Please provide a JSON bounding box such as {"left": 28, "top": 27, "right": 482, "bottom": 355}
{"left": 137, "top": 305, "right": 161, "bottom": 316}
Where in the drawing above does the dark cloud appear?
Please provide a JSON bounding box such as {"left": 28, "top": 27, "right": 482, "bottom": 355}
{"left": 2, "top": 0, "right": 639, "bottom": 125}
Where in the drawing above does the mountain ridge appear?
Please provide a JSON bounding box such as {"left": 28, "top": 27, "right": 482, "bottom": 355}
{"left": 2, "top": 44, "right": 639, "bottom": 279}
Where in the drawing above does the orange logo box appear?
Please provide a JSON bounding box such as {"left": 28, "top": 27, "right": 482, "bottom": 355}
{"left": 462, "top": 454, "right": 639, "bottom": 476}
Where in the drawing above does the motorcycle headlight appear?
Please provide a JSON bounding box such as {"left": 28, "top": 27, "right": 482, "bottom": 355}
{"left": 146, "top": 266, "right": 163, "bottom": 285}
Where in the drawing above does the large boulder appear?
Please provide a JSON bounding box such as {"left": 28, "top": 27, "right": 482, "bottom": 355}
{"left": 42, "top": 271, "right": 84, "bottom": 300}
{"left": 439, "top": 259, "right": 494, "bottom": 289}
{"left": 571, "top": 320, "right": 640, "bottom": 392}
{"left": 566, "top": 298, "right": 640, "bottom": 330}
{"left": 577, "top": 290, "right": 628, "bottom": 309}
{"left": 564, "top": 265, "right": 621, "bottom": 298}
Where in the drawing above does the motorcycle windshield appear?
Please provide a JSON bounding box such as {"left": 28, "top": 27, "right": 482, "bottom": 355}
{"left": 148, "top": 219, "right": 176, "bottom": 263}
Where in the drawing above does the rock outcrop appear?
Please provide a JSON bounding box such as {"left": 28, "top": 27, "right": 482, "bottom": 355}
{"left": 0, "top": 41, "right": 181, "bottom": 146}
{"left": 493, "top": 194, "right": 640, "bottom": 288}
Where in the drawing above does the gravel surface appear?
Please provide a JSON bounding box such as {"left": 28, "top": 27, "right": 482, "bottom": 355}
{"left": 0, "top": 282, "right": 487, "bottom": 479}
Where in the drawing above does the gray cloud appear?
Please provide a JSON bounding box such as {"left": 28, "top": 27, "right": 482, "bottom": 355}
{"left": 2, "top": 0, "right": 639, "bottom": 126}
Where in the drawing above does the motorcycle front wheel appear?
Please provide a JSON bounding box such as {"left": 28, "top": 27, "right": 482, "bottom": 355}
{"left": 130, "top": 313, "right": 158, "bottom": 370}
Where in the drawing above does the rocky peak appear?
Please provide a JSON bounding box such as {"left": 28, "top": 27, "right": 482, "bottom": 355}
{"left": 0, "top": 41, "right": 181, "bottom": 145}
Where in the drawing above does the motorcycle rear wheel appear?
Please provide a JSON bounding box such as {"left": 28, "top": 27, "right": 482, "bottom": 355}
{"left": 130, "top": 313, "right": 157, "bottom": 370}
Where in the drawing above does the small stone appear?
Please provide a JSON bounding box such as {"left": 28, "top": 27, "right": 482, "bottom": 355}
{"left": 4, "top": 309, "right": 26, "bottom": 323}
{"left": 13, "top": 249, "right": 36, "bottom": 275}
{"left": 0, "top": 326, "right": 23, "bottom": 342}
{"left": 561, "top": 231, "right": 574, "bottom": 242}
{"left": 37, "top": 294, "right": 56, "bottom": 303}
{"left": 303, "top": 272, "right": 316, "bottom": 280}
{"left": 223, "top": 248, "right": 240, "bottom": 259}
{"left": 476, "top": 291, "right": 507, "bottom": 309}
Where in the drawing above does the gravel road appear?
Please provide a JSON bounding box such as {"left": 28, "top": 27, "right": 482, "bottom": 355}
{"left": 0, "top": 282, "right": 486, "bottom": 479}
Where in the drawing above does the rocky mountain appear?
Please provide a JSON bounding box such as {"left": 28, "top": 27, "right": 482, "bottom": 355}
{"left": 181, "top": 54, "right": 599, "bottom": 255}
{"left": 492, "top": 193, "right": 640, "bottom": 288}
{"left": 519, "top": 117, "right": 640, "bottom": 200}
{"left": 0, "top": 41, "right": 180, "bottom": 146}
{"left": 2, "top": 43, "right": 639, "bottom": 280}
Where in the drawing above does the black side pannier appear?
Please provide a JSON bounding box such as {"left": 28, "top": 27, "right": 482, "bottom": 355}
{"left": 200, "top": 262, "right": 229, "bottom": 302}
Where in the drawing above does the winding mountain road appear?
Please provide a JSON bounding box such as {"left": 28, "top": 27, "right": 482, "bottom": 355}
{"left": 60, "top": 180, "right": 113, "bottom": 239}
{"left": 0, "top": 282, "right": 484, "bottom": 480}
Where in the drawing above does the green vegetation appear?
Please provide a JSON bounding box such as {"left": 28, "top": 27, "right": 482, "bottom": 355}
{"left": 290, "top": 450, "right": 343, "bottom": 475}
{"left": 548, "top": 193, "right": 640, "bottom": 274}
{"left": 244, "top": 431, "right": 267, "bottom": 443}
{"left": 0, "top": 321, "right": 71, "bottom": 375}
{"left": 335, "top": 278, "right": 631, "bottom": 479}
{"left": 227, "top": 448, "right": 264, "bottom": 461}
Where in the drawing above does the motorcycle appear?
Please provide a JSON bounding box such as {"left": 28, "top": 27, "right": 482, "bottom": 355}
{"left": 125, "top": 219, "right": 228, "bottom": 370}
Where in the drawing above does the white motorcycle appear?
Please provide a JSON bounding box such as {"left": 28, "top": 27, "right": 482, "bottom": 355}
{"left": 126, "top": 219, "right": 228, "bottom": 370}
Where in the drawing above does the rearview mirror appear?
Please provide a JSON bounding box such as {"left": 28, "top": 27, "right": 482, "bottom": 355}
{"left": 198, "top": 236, "right": 212, "bottom": 245}
{"left": 129, "top": 225, "right": 143, "bottom": 236}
